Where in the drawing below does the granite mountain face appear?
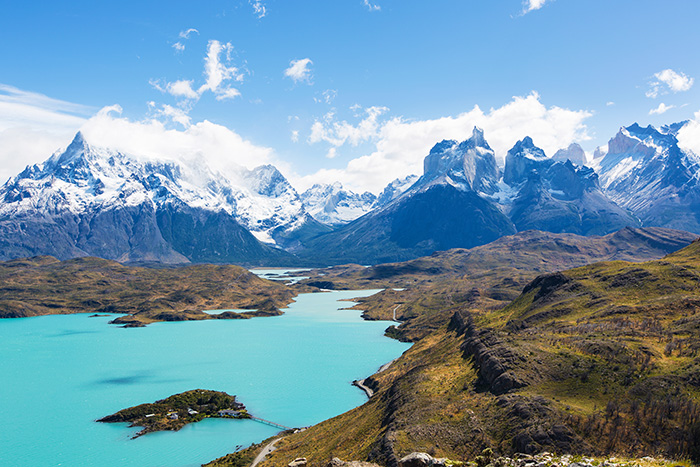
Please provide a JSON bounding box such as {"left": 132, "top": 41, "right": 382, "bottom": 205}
{"left": 299, "top": 127, "right": 641, "bottom": 264}
{"left": 500, "top": 136, "right": 638, "bottom": 235}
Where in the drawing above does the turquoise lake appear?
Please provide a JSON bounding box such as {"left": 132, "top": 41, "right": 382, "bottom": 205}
{"left": 0, "top": 289, "right": 411, "bottom": 467}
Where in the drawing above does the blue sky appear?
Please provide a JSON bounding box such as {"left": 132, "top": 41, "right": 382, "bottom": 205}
{"left": 1, "top": 0, "right": 700, "bottom": 192}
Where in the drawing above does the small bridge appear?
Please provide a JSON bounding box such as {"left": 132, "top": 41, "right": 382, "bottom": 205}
{"left": 249, "top": 415, "right": 292, "bottom": 431}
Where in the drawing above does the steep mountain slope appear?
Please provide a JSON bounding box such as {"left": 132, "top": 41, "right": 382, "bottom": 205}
{"left": 299, "top": 128, "right": 517, "bottom": 264}
{"left": 0, "top": 132, "right": 313, "bottom": 264}
{"left": 502, "top": 137, "right": 638, "bottom": 235}
{"left": 373, "top": 175, "right": 419, "bottom": 208}
{"left": 299, "top": 129, "right": 636, "bottom": 265}
{"left": 231, "top": 229, "right": 700, "bottom": 467}
{"left": 552, "top": 142, "right": 587, "bottom": 165}
{"left": 300, "top": 182, "right": 377, "bottom": 226}
{"left": 596, "top": 123, "right": 700, "bottom": 233}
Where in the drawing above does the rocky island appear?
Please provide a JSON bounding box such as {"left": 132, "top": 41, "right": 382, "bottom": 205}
{"left": 98, "top": 389, "right": 249, "bottom": 438}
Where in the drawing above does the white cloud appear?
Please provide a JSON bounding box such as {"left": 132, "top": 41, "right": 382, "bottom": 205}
{"left": 80, "top": 106, "right": 277, "bottom": 178}
{"left": 363, "top": 0, "right": 381, "bottom": 12}
{"left": 284, "top": 58, "right": 313, "bottom": 84}
{"left": 179, "top": 28, "right": 199, "bottom": 39}
{"left": 152, "top": 40, "right": 244, "bottom": 105}
{"left": 296, "top": 92, "right": 592, "bottom": 193}
{"left": 522, "top": 0, "right": 552, "bottom": 14}
{"left": 199, "top": 40, "right": 244, "bottom": 95}
{"left": 291, "top": 130, "right": 299, "bottom": 142}
{"left": 173, "top": 28, "right": 198, "bottom": 53}
{"left": 326, "top": 147, "right": 338, "bottom": 159}
{"left": 677, "top": 111, "right": 700, "bottom": 157}
{"left": 0, "top": 84, "right": 280, "bottom": 187}
{"left": 647, "top": 69, "right": 694, "bottom": 98}
{"left": 649, "top": 102, "right": 675, "bottom": 115}
{"left": 148, "top": 102, "right": 192, "bottom": 128}
{"left": 249, "top": 1, "right": 267, "bottom": 18}
{"left": 215, "top": 87, "right": 242, "bottom": 101}
{"left": 314, "top": 89, "right": 337, "bottom": 104}
{"left": 0, "top": 84, "right": 92, "bottom": 182}
{"left": 167, "top": 80, "right": 199, "bottom": 99}
{"left": 308, "top": 106, "right": 389, "bottom": 147}
{"left": 606, "top": 101, "right": 615, "bottom": 107}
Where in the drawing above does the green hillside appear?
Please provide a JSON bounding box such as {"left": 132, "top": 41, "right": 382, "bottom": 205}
{"left": 212, "top": 232, "right": 700, "bottom": 466}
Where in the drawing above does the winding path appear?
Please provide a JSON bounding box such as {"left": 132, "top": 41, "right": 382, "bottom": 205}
{"left": 392, "top": 304, "right": 401, "bottom": 322}
{"left": 352, "top": 379, "right": 374, "bottom": 398}
{"left": 250, "top": 436, "right": 285, "bottom": 467}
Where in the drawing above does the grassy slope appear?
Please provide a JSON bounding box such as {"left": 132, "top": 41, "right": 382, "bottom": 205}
{"left": 301, "top": 228, "right": 698, "bottom": 341}
{"left": 0, "top": 255, "right": 297, "bottom": 326}
{"left": 211, "top": 230, "right": 700, "bottom": 467}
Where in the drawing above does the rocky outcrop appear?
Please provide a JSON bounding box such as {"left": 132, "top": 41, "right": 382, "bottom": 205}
{"left": 398, "top": 452, "right": 449, "bottom": 466}
{"left": 462, "top": 329, "right": 528, "bottom": 394}
{"left": 450, "top": 309, "right": 529, "bottom": 395}
{"left": 328, "top": 458, "right": 382, "bottom": 467}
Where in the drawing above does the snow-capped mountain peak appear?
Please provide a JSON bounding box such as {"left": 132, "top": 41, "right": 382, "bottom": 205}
{"left": 0, "top": 132, "right": 315, "bottom": 255}
{"left": 300, "top": 182, "right": 377, "bottom": 226}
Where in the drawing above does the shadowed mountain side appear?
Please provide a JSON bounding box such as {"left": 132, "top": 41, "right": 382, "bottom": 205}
{"left": 298, "top": 184, "right": 517, "bottom": 265}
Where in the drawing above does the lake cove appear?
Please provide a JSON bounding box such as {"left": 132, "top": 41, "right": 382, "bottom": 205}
{"left": 0, "top": 289, "right": 411, "bottom": 467}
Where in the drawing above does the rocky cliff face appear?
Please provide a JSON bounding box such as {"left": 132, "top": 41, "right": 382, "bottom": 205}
{"left": 502, "top": 138, "right": 638, "bottom": 235}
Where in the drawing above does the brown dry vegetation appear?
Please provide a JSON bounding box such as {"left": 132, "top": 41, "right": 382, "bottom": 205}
{"left": 0, "top": 255, "right": 298, "bottom": 326}
{"left": 210, "top": 229, "right": 700, "bottom": 467}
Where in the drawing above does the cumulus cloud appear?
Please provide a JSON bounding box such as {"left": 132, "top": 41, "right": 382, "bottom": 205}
{"left": 147, "top": 102, "right": 192, "bottom": 128}
{"left": 522, "top": 0, "right": 552, "bottom": 14}
{"left": 677, "top": 111, "right": 700, "bottom": 158}
{"left": 0, "top": 83, "right": 280, "bottom": 187}
{"left": 296, "top": 92, "right": 592, "bottom": 193}
{"left": 0, "top": 84, "right": 92, "bottom": 182}
{"left": 167, "top": 80, "right": 199, "bottom": 99}
{"left": 152, "top": 39, "right": 244, "bottom": 106}
{"left": 647, "top": 69, "right": 694, "bottom": 98}
{"left": 249, "top": 0, "right": 267, "bottom": 18}
{"left": 308, "top": 106, "right": 389, "bottom": 147}
{"left": 80, "top": 105, "right": 277, "bottom": 178}
{"left": 284, "top": 58, "right": 313, "bottom": 84}
{"left": 363, "top": 0, "right": 381, "bottom": 12}
{"left": 172, "top": 42, "right": 185, "bottom": 53}
{"left": 649, "top": 102, "right": 675, "bottom": 115}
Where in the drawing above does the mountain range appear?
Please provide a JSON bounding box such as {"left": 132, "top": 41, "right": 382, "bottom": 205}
{"left": 1, "top": 121, "right": 699, "bottom": 265}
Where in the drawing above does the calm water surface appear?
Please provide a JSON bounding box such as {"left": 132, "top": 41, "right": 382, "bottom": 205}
{"left": 0, "top": 289, "right": 410, "bottom": 467}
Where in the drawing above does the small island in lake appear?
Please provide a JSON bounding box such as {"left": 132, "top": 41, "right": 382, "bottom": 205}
{"left": 98, "top": 389, "right": 249, "bottom": 438}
